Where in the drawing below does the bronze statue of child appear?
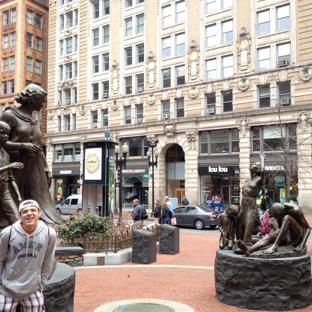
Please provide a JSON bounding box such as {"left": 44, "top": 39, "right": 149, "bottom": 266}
{"left": 0, "top": 121, "right": 24, "bottom": 225}
{"left": 218, "top": 205, "right": 240, "bottom": 250}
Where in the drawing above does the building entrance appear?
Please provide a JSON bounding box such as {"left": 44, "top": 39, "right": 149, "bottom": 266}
{"left": 174, "top": 188, "right": 185, "bottom": 206}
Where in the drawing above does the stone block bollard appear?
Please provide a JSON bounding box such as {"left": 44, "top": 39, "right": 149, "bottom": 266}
{"left": 159, "top": 224, "right": 180, "bottom": 255}
{"left": 132, "top": 229, "right": 156, "bottom": 264}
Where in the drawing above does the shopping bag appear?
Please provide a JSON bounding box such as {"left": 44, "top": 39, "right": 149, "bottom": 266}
{"left": 171, "top": 217, "right": 177, "bottom": 226}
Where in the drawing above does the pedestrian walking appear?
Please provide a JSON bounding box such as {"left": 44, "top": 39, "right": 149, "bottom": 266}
{"left": 131, "top": 199, "right": 143, "bottom": 230}
{"left": 161, "top": 201, "right": 170, "bottom": 225}
{"left": 152, "top": 199, "right": 161, "bottom": 225}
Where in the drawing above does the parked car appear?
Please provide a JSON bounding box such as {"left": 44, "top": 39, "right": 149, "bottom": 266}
{"left": 173, "top": 204, "right": 219, "bottom": 230}
{"left": 55, "top": 194, "right": 82, "bottom": 215}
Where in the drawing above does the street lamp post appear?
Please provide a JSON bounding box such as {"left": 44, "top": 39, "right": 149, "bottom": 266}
{"left": 115, "top": 142, "right": 129, "bottom": 221}
{"left": 147, "top": 139, "right": 159, "bottom": 214}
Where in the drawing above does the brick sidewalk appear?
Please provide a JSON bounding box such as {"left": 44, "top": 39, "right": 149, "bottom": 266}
{"left": 74, "top": 216, "right": 312, "bottom": 312}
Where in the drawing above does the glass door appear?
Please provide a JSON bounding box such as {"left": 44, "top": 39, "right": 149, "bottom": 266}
{"left": 221, "top": 186, "right": 229, "bottom": 205}
{"left": 174, "top": 188, "right": 185, "bottom": 205}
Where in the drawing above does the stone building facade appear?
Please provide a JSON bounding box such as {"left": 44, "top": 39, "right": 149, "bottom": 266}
{"left": 46, "top": 0, "right": 312, "bottom": 213}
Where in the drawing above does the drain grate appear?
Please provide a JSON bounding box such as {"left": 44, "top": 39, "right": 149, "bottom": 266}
{"left": 113, "top": 303, "right": 175, "bottom": 312}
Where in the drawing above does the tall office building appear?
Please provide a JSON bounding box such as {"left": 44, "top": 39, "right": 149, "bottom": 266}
{"left": 47, "top": 0, "right": 312, "bottom": 213}
{"left": 0, "top": 0, "right": 49, "bottom": 144}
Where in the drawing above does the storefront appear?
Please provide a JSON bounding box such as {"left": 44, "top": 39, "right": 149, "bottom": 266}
{"left": 52, "top": 166, "right": 81, "bottom": 204}
{"left": 122, "top": 166, "right": 149, "bottom": 207}
{"left": 198, "top": 165, "right": 240, "bottom": 207}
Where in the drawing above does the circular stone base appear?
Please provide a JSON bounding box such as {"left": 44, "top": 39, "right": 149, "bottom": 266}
{"left": 113, "top": 303, "right": 174, "bottom": 312}
{"left": 215, "top": 249, "right": 312, "bottom": 311}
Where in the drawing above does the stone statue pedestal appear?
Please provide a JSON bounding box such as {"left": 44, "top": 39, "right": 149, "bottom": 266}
{"left": 215, "top": 249, "right": 312, "bottom": 310}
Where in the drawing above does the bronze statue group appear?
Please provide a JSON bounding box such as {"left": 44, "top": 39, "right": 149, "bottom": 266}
{"left": 218, "top": 153, "right": 311, "bottom": 257}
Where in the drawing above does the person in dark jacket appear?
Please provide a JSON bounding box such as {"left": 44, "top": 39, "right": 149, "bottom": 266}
{"left": 160, "top": 201, "right": 170, "bottom": 225}
{"left": 260, "top": 195, "right": 267, "bottom": 215}
{"left": 131, "top": 199, "right": 143, "bottom": 230}
{"left": 153, "top": 199, "right": 161, "bottom": 225}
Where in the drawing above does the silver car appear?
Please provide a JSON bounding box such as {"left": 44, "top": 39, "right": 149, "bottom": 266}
{"left": 173, "top": 204, "right": 219, "bottom": 230}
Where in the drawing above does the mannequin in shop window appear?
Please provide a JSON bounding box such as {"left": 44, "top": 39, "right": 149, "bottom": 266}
{"left": 236, "top": 153, "right": 265, "bottom": 243}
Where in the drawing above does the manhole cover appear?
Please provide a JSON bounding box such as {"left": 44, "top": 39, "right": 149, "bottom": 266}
{"left": 113, "top": 303, "right": 175, "bottom": 312}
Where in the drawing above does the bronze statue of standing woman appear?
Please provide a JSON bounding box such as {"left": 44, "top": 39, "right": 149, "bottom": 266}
{"left": 0, "top": 84, "right": 63, "bottom": 225}
{"left": 236, "top": 153, "right": 265, "bottom": 243}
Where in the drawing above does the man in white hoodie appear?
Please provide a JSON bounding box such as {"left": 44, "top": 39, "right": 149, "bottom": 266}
{"left": 0, "top": 199, "right": 56, "bottom": 311}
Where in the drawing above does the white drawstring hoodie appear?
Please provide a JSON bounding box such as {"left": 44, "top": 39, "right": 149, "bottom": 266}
{"left": 0, "top": 220, "right": 56, "bottom": 299}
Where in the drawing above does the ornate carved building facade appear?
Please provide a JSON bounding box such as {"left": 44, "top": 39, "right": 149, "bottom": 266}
{"left": 47, "top": 0, "right": 312, "bottom": 213}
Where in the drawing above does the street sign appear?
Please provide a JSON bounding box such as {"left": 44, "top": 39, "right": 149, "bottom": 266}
{"left": 141, "top": 174, "right": 153, "bottom": 178}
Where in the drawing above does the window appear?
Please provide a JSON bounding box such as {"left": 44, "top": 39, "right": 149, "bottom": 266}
{"left": 9, "top": 32, "right": 15, "bottom": 46}
{"left": 136, "top": 14, "right": 144, "bottom": 34}
{"left": 176, "top": 1, "right": 185, "bottom": 23}
{"left": 102, "top": 53, "right": 109, "bottom": 71}
{"left": 36, "top": 14, "right": 43, "bottom": 29}
{"left": 124, "top": 106, "right": 131, "bottom": 124}
{"left": 162, "top": 37, "right": 171, "bottom": 58}
{"left": 200, "top": 129, "right": 239, "bottom": 154}
{"left": 278, "top": 81, "right": 291, "bottom": 106}
{"left": 222, "top": 20, "right": 233, "bottom": 44}
{"left": 136, "top": 104, "right": 143, "bottom": 122}
{"left": 64, "top": 115, "right": 70, "bottom": 131}
{"left": 206, "top": 92, "right": 216, "bottom": 115}
{"left": 74, "top": 61, "right": 78, "bottom": 77}
{"left": 36, "top": 37, "right": 42, "bottom": 52}
{"left": 125, "top": 47, "right": 132, "bottom": 66}
{"left": 26, "top": 57, "right": 33, "bottom": 72}
{"left": 125, "top": 18, "right": 132, "bottom": 37}
{"left": 3, "top": 11, "right": 9, "bottom": 25}
{"left": 35, "top": 60, "right": 42, "bottom": 75}
{"left": 27, "top": 33, "right": 33, "bottom": 48}
{"left": 66, "top": 37, "right": 72, "bottom": 54}
{"left": 92, "top": 83, "right": 99, "bottom": 100}
{"left": 258, "top": 10, "right": 270, "bottom": 35}
{"left": 55, "top": 143, "right": 80, "bottom": 162}
{"left": 125, "top": 0, "right": 132, "bottom": 8}
{"left": 176, "top": 66, "right": 185, "bottom": 85}
{"left": 93, "top": 1, "right": 100, "bottom": 19}
{"left": 258, "top": 85, "right": 270, "bottom": 109}
{"left": 222, "top": 0, "right": 232, "bottom": 9}
{"left": 2, "top": 58, "right": 8, "bottom": 72}
{"left": 72, "top": 114, "right": 76, "bottom": 130}
{"left": 102, "top": 109, "right": 108, "bottom": 127}
{"left": 92, "top": 28, "right": 99, "bottom": 46}
{"left": 59, "top": 65, "right": 63, "bottom": 81}
{"left": 57, "top": 117, "right": 61, "bottom": 132}
{"left": 206, "top": 0, "right": 216, "bottom": 14}
{"left": 59, "top": 40, "right": 64, "bottom": 56}
{"left": 252, "top": 124, "right": 296, "bottom": 152}
{"left": 277, "top": 43, "right": 290, "bottom": 66}
{"left": 258, "top": 47, "right": 270, "bottom": 71}
{"left": 176, "top": 98, "right": 184, "bottom": 118}
{"left": 27, "top": 10, "right": 34, "bottom": 24}
{"left": 1, "top": 82, "right": 7, "bottom": 95}
{"left": 74, "top": 35, "right": 78, "bottom": 52}
{"left": 162, "top": 5, "right": 171, "bottom": 27}
{"left": 103, "top": 25, "right": 109, "bottom": 43}
{"left": 9, "top": 80, "right": 14, "bottom": 94}
{"left": 206, "top": 24, "right": 216, "bottom": 48}
{"left": 2, "top": 35, "right": 8, "bottom": 49}
{"left": 92, "top": 55, "right": 99, "bottom": 73}
{"left": 222, "top": 90, "right": 233, "bottom": 112}
{"left": 162, "top": 1, "right": 185, "bottom": 27}
{"left": 11, "top": 9, "right": 16, "bottom": 23}
{"left": 162, "top": 68, "right": 171, "bottom": 88}
{"left": 125, "top": 76, "right": 132, "bottom": 94}
{"left": 222, "top": 55, "right": 233, "bottom": 78}
{"left": 60, "top": 15, "right": 64, "bottom": 31}
{"left": 175, "top": 33, "right": 185, "bottom": 55}
{"left": 73, "top": 87, "right": 78, "bottom": 104}
{"left": 136, "top": 44, "right": 144, "bottom": 63}
{"left": 162, "top": 100, "right": 170, "bottom": 119}
{"left": 128, "top": 137, "right": 146, "bottom": 157}
{"left": 277, "top": 5, "right": 290, "bottom": 31}
{"left": 103, "top": 0, "right": 110, "bottom": 15}
{"left": 206, "top": 59, "right": 216, "bottom": 81}
{"left": 91, "top": 111, "right": 98, "bottom": 128}
{"left": 136, "top": 74, "right": 144, "bottom": 92}
{"left": 102, "top": 81, "right": 109, "bottom": 98}
{"left": 58, "top": 91, "right": 63, "bottom": 105}
{"left": 66, "top": 11, "right": 73, "bottom": 28}
{"left": 65, "top": 63, "right": 72, "bottom": 79}
{"left": 9, "top": 56, "right": 15, "bottom": 70}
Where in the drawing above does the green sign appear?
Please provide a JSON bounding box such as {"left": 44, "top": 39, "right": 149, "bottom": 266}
{"left": 141, "top": 174, "right": 153, "bottom": 178}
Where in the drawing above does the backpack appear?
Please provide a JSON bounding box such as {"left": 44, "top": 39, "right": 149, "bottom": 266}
{"left": 142, "top": 206, "right": 148, "bottom": 220}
